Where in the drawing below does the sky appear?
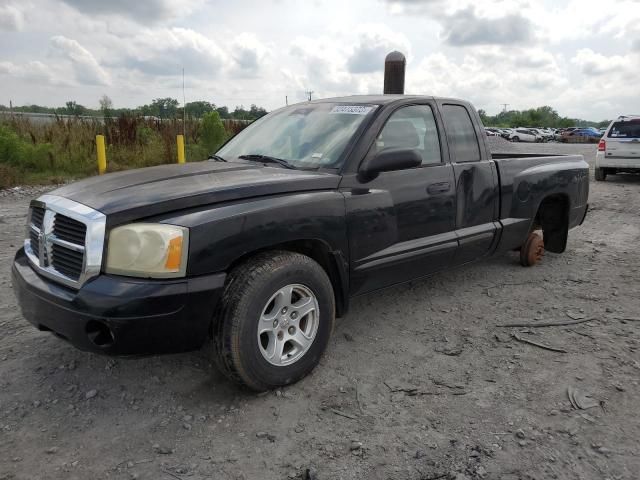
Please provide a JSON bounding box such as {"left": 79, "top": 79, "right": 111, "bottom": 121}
{"left": 0, "top": 0, "right": 639, "bottom": 119}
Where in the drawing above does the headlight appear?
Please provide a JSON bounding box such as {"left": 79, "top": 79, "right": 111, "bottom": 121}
{"left": 105, "top": 223, "right": 189, "bottom": 278}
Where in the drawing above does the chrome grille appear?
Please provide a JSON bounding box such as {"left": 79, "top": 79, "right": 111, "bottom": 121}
{"left": 51, "top": 243, "right": 84, "bottom": 280}
{"left": 29, "top": 228, "right": 40, "bottom": 258}
{"left": 24, "top": 195, "right": 106, "bottom": 289}
{"left": 49, "top": 214, "right": 87, "bottom": 281}
{"left": 28, "top": 206, "right": 45, "bottom": 259}
{"left": 31, "top": 206, "right": 45, "bottom": 229}
{"left": 53, "top": 215, "right": 87, "bottom": 244}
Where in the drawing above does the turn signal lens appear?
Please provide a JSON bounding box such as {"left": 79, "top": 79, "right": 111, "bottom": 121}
{"left": 165, "top": 236, "right": 184, "bottom": 270}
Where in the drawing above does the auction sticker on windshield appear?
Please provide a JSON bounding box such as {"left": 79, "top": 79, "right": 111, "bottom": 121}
{"left": 330, "top": 105, "right": 373, "bottom": 115}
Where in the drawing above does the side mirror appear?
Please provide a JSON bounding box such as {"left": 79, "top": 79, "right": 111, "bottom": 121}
{"left": 359, "top": 148, "right": 421, "bottom": 180}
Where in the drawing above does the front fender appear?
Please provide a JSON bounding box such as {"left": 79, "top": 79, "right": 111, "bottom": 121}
{"left": 157, "top": 191, "right": 349, "bottom": 277}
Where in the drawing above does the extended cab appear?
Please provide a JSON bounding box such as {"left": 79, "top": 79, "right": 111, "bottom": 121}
{"left": 12, "top": 95, "right": 589, "bottom": 391}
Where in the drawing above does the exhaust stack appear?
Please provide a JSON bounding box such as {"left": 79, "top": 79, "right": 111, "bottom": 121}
{"left": 383, "top": 51, "right": 406, "bottom": 95}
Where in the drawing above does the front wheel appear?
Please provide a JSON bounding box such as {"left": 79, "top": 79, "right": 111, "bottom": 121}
{"left": 512, "top": 136, "right": 520, "bottom": 142}
{"left": 594, "top": 168, "right": 606, "bottom": 181}
{"left": 212, "top": 251, "right": 335, "bottom": 391}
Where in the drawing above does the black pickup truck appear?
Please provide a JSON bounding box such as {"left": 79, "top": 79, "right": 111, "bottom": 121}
{"left": 12, "top": 95, "right": 589, "bottom": 390}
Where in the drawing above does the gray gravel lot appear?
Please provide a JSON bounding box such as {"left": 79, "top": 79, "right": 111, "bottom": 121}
{"left": 1, "top": 142, "right": 639, "bottom": 480}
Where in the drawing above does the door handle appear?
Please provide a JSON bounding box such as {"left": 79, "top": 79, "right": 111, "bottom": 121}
{"left": 427, "top": 182, "right": 451, "bottom": 195}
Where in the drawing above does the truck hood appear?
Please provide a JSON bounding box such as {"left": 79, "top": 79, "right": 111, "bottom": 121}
{"left": 50, "top": 161, "right": 341, "bottom": 225}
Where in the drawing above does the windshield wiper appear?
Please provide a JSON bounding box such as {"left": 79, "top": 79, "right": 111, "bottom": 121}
{"left": 208, "top": 154, "right": 227, "bottom": 162}
{"left": 238, "top": 154, "right": 296, "bottom": 169}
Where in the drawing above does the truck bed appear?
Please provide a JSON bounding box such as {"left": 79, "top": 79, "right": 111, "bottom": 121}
{"left": 490, "top": 153, "right": 589, "bottom": 253}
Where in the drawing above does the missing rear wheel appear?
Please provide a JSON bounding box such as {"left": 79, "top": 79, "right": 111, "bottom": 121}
{"left": 520, "top": 231, "right": 545, "bottom": 267}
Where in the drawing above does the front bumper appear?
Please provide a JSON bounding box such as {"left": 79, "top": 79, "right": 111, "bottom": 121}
{"left": 12, "top": 248, "right": 226, "bottom": 356}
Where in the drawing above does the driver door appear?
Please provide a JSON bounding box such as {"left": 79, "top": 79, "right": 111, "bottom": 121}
{"left": 341, "top": 103, "right": 457, "bottom": 295}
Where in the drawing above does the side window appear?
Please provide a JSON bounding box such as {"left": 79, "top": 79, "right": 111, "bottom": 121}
{"left": 375, "top": 105, "right": 442, "bottom": 165}
{"left": 441, "top": 104, "right": 481, "bottom": 162}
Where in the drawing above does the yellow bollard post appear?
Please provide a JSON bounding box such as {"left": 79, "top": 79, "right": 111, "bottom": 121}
{"left": 177, "top": 135, "right": 185, "bottom": 164}
{"left": 96, "top": 135, "right": 106, "bottom": 174}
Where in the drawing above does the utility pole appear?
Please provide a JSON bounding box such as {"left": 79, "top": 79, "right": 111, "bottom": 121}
{"left": 305, "top": 90, "right": 314, "bottom": 102}
{"left": 501, "top": 103, "right": 509, "bottom": 113}
{"left": 285, "top": 95, "right": 288, "bottom": 106}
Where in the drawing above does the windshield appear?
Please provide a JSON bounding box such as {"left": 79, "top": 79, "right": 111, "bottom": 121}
{"left": 217, "top": 103, "right": 378, "bottom": 169}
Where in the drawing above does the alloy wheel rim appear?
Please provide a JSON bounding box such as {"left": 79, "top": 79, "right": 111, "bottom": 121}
{"left": 257, "top": 284, "right": 320, "bottom": 366}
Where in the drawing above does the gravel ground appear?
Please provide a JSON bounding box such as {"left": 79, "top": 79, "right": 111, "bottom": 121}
{"left": 1, "top": 143, "right": 639, "bottom": 480}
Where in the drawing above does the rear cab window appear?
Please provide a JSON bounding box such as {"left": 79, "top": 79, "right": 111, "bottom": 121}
{"left": 441, "top": 104, "right": 481, "bottom": 162}
{"left": 608, "top": 121, "right": 640, "bottom": 139}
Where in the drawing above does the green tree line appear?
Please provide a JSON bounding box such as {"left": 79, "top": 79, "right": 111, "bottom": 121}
{"left": 0, "top": 97, "right": 268, "bottom": 121}
{"left": 478, "top": 106, "right": 610, "bottom": 129}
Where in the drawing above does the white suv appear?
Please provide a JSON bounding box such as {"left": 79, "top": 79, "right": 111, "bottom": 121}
{"left": 595, "top": 115, "right": 640, "bottom": 181}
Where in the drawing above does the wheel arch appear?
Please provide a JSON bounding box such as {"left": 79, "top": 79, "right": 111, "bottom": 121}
{"left": 225, "top": 239, "right": 349, "bottom": 318}
{"left": 532, "top": 193, "right": 570, "bottom": 253}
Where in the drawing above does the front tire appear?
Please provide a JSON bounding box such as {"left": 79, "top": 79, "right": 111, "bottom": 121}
{"left": 512, "top": 136, "right": 520, "bottom": 142}
{"left": 594, "top": 168, "right": 606, "bottom": 181}
{"left": 212, "top": 251, "right": 335, "bottom": 391}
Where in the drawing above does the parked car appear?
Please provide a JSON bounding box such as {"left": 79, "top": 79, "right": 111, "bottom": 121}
{"left": 499, "top": 128, "right": 514, "bottom": 139}
{"left": 595, "top": 115, "right": 640, "bottom": 181}
{"left": 540, "top": 128, "right": 555, "bottom": 141}
{"left": 485, "top": 128, "right": 500, "bottom": 137}
{"left": 562, "top": 128, "right": 602, "bottom": 143}
{"left": 510, "top": 128, "right": 540, "bottom": 142}
{"left": 12, "top": 95, "right": 590, "bottom": 391}
{"left": 527, "top": 128, "right": 552, "bottom": 142}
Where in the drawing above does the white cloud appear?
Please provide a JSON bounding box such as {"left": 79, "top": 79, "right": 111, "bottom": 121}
{"left": 571, "top": 48, "right": 629, "bottom": 76}
{"left": 407, "top": 49, "right": 569, "bottom": 113}
{"left": 0, "top": 0, "right": 638, "bottom": 120}
{"left": 120, "top": 28, "right": 228, "bottom": 77}
{"left": 475, "top": 46, "right": 559, "bottom": 70}
{"left": 231, "top": 33, "right": 271, "bottom": 77}
{"left": 347, "top": 25, "right": 411, "bottom": 73}
{"left": 528, "top": 0, "right": 640, "bottom": 43}
{"left": 289, "top": 35, "right": 359, "bottom": 96}
{"left": 0, "top": 3, "right": 23, "bottom": 31}
{"left": 438, "top": 7, "right": 534, "bottom": 46}
{"left": 0, "top": 60, "right": 67, "bottom": 85}
{"left": 50, "top": 36, "right": 110, "bottom": 85}
{"left": 58, "top": 0, "right": 201, "bottom": 23}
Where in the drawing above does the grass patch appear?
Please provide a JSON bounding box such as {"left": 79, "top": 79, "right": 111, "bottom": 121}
{"left": 0, "top": 114, "right": 243, "bottom": 188}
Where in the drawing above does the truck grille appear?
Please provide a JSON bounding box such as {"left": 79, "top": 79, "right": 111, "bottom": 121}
{"left": 31, "top": 206, "right": 45, "bottom": 229}
{"left": 53, "top": 215, "right": 87, "bottom": 244}
{"left": 24, "top": 195, "right": 106, "bottom": 289}
{"left": 51, "top": 242, "right": 84, "bottom": 280}
{"left": 51, "top": 215, "right": 87, "bottom": 281}
{"left": 28, "top": 206, "right": 46, "bottom": 259}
